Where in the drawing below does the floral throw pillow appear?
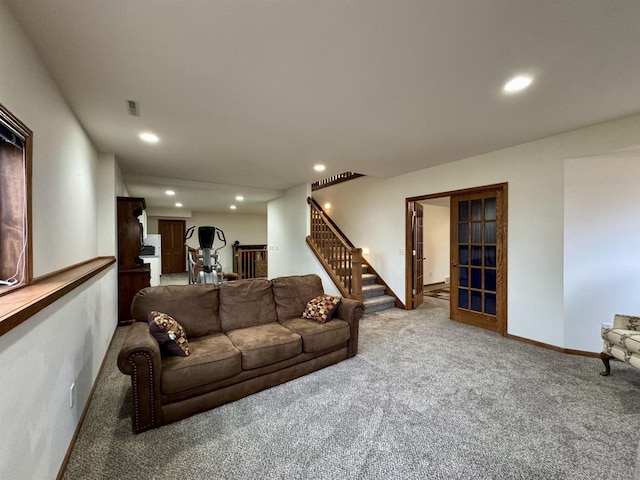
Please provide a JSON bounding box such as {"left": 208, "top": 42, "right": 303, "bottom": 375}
{"left": 148, "top": 311, "right": 190, "bottom": 357}
{"left": 302, "top": 295, "right": 341, "bottom": 323}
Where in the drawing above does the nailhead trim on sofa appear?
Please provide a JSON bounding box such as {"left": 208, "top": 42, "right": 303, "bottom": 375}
{"left": 129, "top": 352, "right": 155, "bottom": 432}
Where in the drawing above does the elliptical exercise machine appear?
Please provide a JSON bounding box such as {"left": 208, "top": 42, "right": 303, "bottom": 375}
{"left": 184, "top": 226, "right": 227, "bottom": 285}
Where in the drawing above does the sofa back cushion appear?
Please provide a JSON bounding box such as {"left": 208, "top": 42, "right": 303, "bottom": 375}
{"left": 131, "top": 285, "right": 220, "bottom": 337}
{"left": 219, "top": 278, "right": 277, "bottom": 331}
{"left": 271, "top": 274, "right": 324, "bottom": 320}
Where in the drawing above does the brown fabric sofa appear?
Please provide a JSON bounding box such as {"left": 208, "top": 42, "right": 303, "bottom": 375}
{"left": 117, "top": 274, "right": 364, "bottom": 433}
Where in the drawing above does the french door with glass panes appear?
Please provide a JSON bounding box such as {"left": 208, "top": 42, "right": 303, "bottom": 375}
{"left": 450, "top": 187, "right": 506, "bottom": 334}
{"left": 409, "top": 201, "right": 424, "bottom": 309}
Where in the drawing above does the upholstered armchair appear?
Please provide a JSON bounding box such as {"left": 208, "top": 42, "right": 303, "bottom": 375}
{"left": 600, "top": 314, "right": 640, "bottom": 376}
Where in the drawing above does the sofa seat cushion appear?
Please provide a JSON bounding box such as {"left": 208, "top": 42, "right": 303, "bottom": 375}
{"left": 161, "top": 333, "right": 242, "bottom": 394}
{"left": 603, "top": 328, "right": 640, "bottom": 356}
{"left": 280, "top": 318, "right": 350, "bottom": 353}
{"left": 227, "top": 323, "right": 302, "bottom": 370}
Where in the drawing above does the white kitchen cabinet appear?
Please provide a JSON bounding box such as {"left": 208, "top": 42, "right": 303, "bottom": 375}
{"left": 142, "top": 256, "right": 161, "bottom": 286}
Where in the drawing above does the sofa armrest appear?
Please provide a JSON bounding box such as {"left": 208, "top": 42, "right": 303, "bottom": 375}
{"left": 335, "top": 298, "right": 364, "bottom": 357}
{"left": 117, "top": 321, "right": 160, "bottom": 373}
{"left": 612, "top": 314, "right": 640, "bottom": 331}
{"left": 117, "top": 321, "right": 163, "bottom": 433}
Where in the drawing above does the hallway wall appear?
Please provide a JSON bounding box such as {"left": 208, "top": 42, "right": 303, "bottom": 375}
{"left": 314, "top": 113, "right": 640, "bottom": 349}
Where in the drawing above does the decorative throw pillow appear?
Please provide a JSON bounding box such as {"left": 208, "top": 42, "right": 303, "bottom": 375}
{"left": 302, "top": 295, "right": 341, "bottom": 323}
{"left": 148, "top": 311, "right": 190, "bottom": 357}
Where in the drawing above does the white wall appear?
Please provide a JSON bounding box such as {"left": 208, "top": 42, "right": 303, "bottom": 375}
{"left": 314, "top": 176, "right": 407, "bottom": 297}
{"left": 313, "top": 114, "right": 640, "bottom": 349}
{"left": 563, "top": 151, "right": 640, "bottom": 352}
{"left": 0, "top": 3, "right": 118, "bottom": 478}
{"left": 146, "top": 208, "right": 193, "bottom": 227}
{"left": 423, "top": 204, "right": 450, "bottom": 284}
{"left": 114, "top": 161, "right": 128, "bottom": 197}
{"left": 0, "top": 4, "right": 100, "bottom": 276}
{"left": 0, "top": 268, "right": 117, "bottom": 480}
{"left": 97, "top": 154, "right": 127, "bottom": 257}
{"left": 268, "top": 184, "right": 339, "bottom": 295}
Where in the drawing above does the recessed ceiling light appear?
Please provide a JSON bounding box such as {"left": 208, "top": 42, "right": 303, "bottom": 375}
{"left": 503, "top": 76, "right": 532, "bottom": 93}
{"left": 139, "top": 132, "right": 159, "bottom": 143}
{"left": 165, "top": 190, "right": 175, "bottom": 196}
{"left": 314, "top": 164, "right": 326, "bottom": 172}
{"left": 235, "top": 195, "right": 244, "bottom": 201}
{"left": 230, "top": 205, "right": 237, "bottom": 210}
{"left": 175, "top": 202, "right": 183, "bottom": 207}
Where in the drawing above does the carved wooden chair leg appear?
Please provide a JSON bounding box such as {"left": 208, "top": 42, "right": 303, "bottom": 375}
{"left": 600, "top": 352, "right": 613, "bottom": 376}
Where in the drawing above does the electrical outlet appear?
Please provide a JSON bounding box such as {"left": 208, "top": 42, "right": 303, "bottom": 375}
{"left": 70, "top": 383, "right": 76, "bottom": 408}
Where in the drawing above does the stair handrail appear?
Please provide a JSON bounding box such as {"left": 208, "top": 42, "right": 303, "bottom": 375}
{"left": 306, "top": 197, "right": 363, "bottom": 302}
{"left": 308, "top": 198, "right": 355, "bottom": 248}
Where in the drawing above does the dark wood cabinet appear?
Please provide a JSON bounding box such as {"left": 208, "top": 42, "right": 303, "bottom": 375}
{"left": 117, "top": 197, "right": 150, "bottom": 324}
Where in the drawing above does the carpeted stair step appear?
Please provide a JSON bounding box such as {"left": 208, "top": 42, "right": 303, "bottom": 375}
{"left": 362, "top": 284, "right": 386, "bottom": 299}
{"left": 362, "top": 273, "right": 377, "bottom": 285}
{"left": 364, "top": 295, "right": 396, "bottom": 314}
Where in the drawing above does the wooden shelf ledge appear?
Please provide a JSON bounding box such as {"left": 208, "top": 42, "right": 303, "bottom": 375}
{"left": 0, "top": 256, "right": 116, "bottom": 337}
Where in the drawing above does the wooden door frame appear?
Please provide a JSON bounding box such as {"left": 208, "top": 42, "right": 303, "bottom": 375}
{"left": 407, "top": 201, "right": 425, "bottom": 309}
{"left": 405, "top": 183, "right": 508, "bottom": 334}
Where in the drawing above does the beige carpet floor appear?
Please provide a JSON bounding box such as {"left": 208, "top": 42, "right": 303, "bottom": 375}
{"left": 62, "top": 297, "right": 640, "bottom": 479}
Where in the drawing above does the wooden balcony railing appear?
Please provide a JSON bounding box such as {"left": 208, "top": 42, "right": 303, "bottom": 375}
{"left": 311, "top": 172, "right": 364, "bottom": 191}
{"left": 236, "top": 248, "right": 268, "bottom": 279}
{"left": 306, "top": 197, "right": 363, "bottom": 302}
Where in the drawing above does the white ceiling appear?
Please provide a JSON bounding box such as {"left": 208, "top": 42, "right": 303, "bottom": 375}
{"left": 6, "top": 0, "right": 640, "bottom": 214}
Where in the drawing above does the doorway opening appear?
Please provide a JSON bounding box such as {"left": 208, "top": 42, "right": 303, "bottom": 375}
{"left": 406, "top": 183, "right": 508, "bottom": 335}
{"left": 421, "top": 197, "right": 451, "bottom": 300}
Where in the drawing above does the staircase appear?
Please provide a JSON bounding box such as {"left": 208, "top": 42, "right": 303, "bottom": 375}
{"left": 306, "top": 197, "right": 399, "bottom": 315}
{"left": 361, "top": 267, "right": 396, "bottom": 314}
